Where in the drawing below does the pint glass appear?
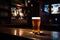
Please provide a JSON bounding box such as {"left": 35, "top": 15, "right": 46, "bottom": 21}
{"left": 32, "top": 17, "right": 41, "bottom": 34}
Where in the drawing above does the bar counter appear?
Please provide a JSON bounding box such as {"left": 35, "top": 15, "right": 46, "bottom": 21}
{"left": 0, "top": 27, "right": 60, "bottom": 40}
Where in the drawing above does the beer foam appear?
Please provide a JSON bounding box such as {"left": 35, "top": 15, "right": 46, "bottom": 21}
{"left": 32, "top": 17, "right": 41, "bottom": 19}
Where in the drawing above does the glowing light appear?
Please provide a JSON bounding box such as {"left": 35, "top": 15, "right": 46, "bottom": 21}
{"left": 31, "top": 4, "right": 33, "bottom": 7}
{"left": 16, "top": 4, "right": 23, "bottom": 7}
{"left": 29, "top": 32, "right": 34, "bottom": 34}
{"left": 19, "top": 29, "right": 23, "bottom": 36}
{"left": 40, "top": 31, "right": 44, "bottom": 33}
{"left": 28, "top": 0, "right": 30, "bottom": 3}
{"left": 14, "top": 29, "right": 17, "bottom": 35}
{"left": 19, "top": 12, "right": 24, "bottom": 16}
{"left": 12, "top": 10, "right": 18, "bottom": 16}
{"left": 18, "top": 9, "right": 24, "bottom": 17}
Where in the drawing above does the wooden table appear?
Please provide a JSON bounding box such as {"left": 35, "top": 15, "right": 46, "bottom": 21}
{"left": 0, "top": 27, "right": 60, "bottom": 40}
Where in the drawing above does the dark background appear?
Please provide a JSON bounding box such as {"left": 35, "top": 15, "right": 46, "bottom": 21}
{"left": 0, "top": 0, "right": 60, "bottom": 31}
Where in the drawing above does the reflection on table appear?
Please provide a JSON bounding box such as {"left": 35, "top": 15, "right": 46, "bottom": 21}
{"left": 0, "top": 27, "right": 60, "bottom": 40}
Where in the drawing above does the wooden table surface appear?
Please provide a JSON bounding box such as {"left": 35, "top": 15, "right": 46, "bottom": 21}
{"left": 0, "top": 27, "right": 60, "bottom": 40}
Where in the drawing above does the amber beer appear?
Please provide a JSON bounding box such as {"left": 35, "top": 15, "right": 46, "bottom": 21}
{"left": 32, "top": 17, "right": 41, "bottom": 33}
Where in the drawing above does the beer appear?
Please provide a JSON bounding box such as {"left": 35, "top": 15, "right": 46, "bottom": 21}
{"left": 32, "top": 17, "right": 41, "bottom": 33}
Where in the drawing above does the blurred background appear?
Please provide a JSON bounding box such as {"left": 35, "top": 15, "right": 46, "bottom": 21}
{"left": 0, "top": 0, "right": 60, "bottom": 31}
{"left": 1, "top": 0, "right": 60, "bottom": 40}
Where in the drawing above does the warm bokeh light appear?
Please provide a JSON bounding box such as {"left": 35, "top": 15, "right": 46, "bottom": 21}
{"left": 40, "top": 31, "right": 44, "bottom": 33}
{"left": 14, "top": 29, "right": 17, "bottom": 35}
{"left": 19, "top": 29, "right": 23, "bottom": 36}
{"left": 16, "top": 4, "right": 24, "bottom": 7}
{"left": 16, "top": 4, "right": 23, "bottom": 7}
{"left": 19, "top": 12, "right": 24, "bottom": 16}
{"left": 12, "top": 10, "right": 18, "bottom": 16}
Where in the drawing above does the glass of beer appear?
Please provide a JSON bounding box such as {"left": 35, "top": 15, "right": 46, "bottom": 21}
{"left": 32, "top": 17, "right": 41, "bottom": 34}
